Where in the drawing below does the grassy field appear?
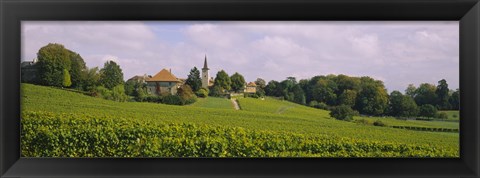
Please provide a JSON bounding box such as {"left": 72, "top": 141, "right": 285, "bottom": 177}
{"left": 188, "top": 97, "right": 233, "bottom": 110}
{"left": 438, "top": 110, "right": 460, "bottom": 121}
{"left": 21, "top": 84, "right": 459, "bottom": 157}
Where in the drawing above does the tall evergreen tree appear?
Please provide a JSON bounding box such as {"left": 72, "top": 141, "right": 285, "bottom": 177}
{"left": 436, "top": 79, "right": 451, "bottom": 110}
{"left": 186, "top": 67, "right": 202, "bottom": 92}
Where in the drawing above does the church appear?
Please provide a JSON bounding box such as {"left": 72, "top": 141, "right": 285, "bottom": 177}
{"left": 201, "top": 55, "right": 214, "bottom": 89}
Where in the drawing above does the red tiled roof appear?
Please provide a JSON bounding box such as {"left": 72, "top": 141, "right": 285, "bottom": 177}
{"left": 146, "top": 69, "right": 180, "bottom": 82}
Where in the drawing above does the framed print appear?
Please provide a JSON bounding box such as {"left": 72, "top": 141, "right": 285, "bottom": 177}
{"left": 1, "top": 0, "right": 479, "bottom": 177}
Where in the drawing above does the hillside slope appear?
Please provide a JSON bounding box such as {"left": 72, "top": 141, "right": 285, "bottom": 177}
{"left": 21, "top": 84, "right": 459, "bottom": 157}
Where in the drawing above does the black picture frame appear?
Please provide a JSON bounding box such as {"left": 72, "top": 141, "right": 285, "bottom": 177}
{"left": 1, "top": 0, "right": 479, "bottom": 177}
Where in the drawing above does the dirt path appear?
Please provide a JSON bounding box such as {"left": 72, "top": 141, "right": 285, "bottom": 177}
{"left": 231, "top": 99, "right": 240, "bottom": 110}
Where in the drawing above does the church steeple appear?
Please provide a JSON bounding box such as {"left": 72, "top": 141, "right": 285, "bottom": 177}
{"left": 201, "top": 54, "right": 210, "bottom": 89}
{"left": 203, "top": 54, "right": 209, "bottom": 70}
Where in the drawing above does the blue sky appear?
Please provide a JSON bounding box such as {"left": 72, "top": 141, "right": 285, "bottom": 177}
{"left": 22, "top": 21, "right": 459, "bottom": 93}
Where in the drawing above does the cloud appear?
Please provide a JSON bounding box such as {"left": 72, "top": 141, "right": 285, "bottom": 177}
{"left": 22, "top": 21, "right": 459, "bottom": 92}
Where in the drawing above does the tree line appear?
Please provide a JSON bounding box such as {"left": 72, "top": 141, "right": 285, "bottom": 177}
{"left": 24, "top": 43, "right": 198, "bottom": 105}
{"left": 261, "top": 74, "right": 459, "bottom": 119}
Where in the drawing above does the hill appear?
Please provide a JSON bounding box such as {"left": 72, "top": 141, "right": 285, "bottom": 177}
{"left": 21, "top": 83, "right": 459, "bottom": 157}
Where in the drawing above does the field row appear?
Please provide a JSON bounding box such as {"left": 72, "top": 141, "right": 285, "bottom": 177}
{"left": 21, "top": 111, "right": 458, "bottom": 157}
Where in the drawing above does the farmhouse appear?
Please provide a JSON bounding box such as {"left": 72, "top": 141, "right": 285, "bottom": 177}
{"left": 145, "top": 69, "right": 181, "bottom": 95}
{"left": 244, "top": 82, "right": 257, "bottom": 93}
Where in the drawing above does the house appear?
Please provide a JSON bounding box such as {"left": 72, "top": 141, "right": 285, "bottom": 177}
{"left": 127, "top": 74, "right": 148, "bottom": 84}
{"left": 145, "top": 69, "right": 181, "bottom": 95}
{"left": 244, "top": 82, "right": 257, "bottom": 93}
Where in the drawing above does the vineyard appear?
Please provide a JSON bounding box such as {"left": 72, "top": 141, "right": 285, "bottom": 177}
{"left": 21, "top": 84, "right": 459, "bottom": 157}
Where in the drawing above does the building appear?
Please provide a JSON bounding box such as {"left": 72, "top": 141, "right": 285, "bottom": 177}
{"left": 127, "top": 74, "right": 148, "bottom": 84}
{"left": 201, "top": 55, "right": 212, "bottom": 89}
{"left": 244, "top": 82, "right": 257, "bottom": 93}
{"left": 21, "top": 59, "right": 39, "bottom": 83}
{"left": 145, "top": 69, "right": 181, "bottom": 95}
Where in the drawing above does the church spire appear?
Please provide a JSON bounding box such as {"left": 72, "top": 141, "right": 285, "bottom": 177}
{"left": 203, "top": 54, "right": 209, "bottom": 70}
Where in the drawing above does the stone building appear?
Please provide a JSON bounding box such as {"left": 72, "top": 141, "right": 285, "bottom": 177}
{"left": 145, "top": 69, "right": 181, "bottom": 95}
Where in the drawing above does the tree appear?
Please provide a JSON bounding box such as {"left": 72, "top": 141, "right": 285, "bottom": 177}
{"left": 414, "top": 83, "right": 437, "bottom": 106}
{"left": 330, "top": 105, "right": 356, "bottom": 121}
{"left": 62, "top": 69, "right": 72, "bottom": 87}
{"left": 419, "top": 104, "right": 437, "bottom": 118}
{"left": 209, "top": 85, "right": 223, "bottom": 97}
{"left": 124, "top": 79, "right": 140, "bottom": 96}
{"left": 255, "top": 78, "right": 266, "bottom": 89}
{"left": 81, "top": 67, "right": 101, "bottom": 91}
{"left": 449, "top": 89, "right": 460, "bottom": 110}
{"left": 37, "top": 43, "right": 71, "bottom": 87}
{"left": 213, "top": 70, "right": 231, "bottom": 91}
{"left": 388, "top": 91, "right": 419, "bottom": 117}
{"left": 99, "top": 60, "right": 124, "bottom": 90}
{"left": 312, "top": 78, "right": 338, "bottom": 105}
{"left": 436, "top": 79, "right": 451, "bottom": 110}
{"left": 230, "top": 72, "right": 246, "bottom": 93}
{"left": 177, "top": 84, "right": 197, "bottom": 104}
{"left": 355, "top": 77, "right": 389, "bottom": 116}
{"left": 335, "top": 74, "right": 361, "bottom": 95}
{"left": 265, "top": 80, "right": 281, "bottom": 96}
{"left": 68, "top": 51, "right": 87, "bottom": 88}
{"left": 185, "top": 67, "right": 202, "bottom": 92}
{"left": 338, "top": 89, "right": 357, "bottom": 107}
{"left": 405, "top": 84, "right": 417, "bottom": 98}
{"left": 291, "top": 84, "right": 306, "bottom": 105}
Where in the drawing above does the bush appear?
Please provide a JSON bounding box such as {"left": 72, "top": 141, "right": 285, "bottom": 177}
{"left": 111, "top": 85, "right": 128, "bottom": 102}
{"left": 309, "top": 101, "right": 319, "bottom": 108}
{"left": 373, "top": 120, "right": 386, "bottom": 127}
{"left": 163, "top": 95, "right": 183, "bottom": 105}
{"left": 95, "top": 86, "right": 112, "bottom": 100}
{"left": 355, "top": 119, "right": 371, "bottom": 125}
{"left": 144, "top": 95, "right": 163, "bottom": 103}
{"left": 436, "top": 112, "right": 448, "bottom": 120}
{"left": 196, "top": 88, "right": 209, "bottom": 98}
{"left": 244, "top": 93, "right": 259, "bottom": 98}
{"left": 209, "top": 86, "right": 223, "bottom": 97}
{"left": 419, "top": 104, "right": 437, "bottom": 118}
{"left": 317, "top": 102, "right": 330, "bottom": 110}
{"left": 329, "top": 105, "right": 355, "bottom": 121}
{"left": 452, "top": 114, "right": 458, "bottom": 118}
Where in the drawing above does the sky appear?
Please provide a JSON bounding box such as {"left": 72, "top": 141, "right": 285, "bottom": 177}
{"left": 21, "top": 21, "right": 459, "bottom": 93}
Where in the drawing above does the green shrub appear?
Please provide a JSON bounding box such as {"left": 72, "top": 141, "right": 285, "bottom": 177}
{"left": 95, "top": 86, "right": 112, "bottom": 100}
{"left": 309, "top": 101, "right": 319, "bottom": 108}
{"left": 373, "top": 120, "right": 386, "bottom": 127}
{"left": 329, "top": 105, "right": 355, "bottom": 121}
{"left": 436, "top": 112, "right": 449, "bottom": 120}
{"left": 163, "top": 95, "right": 183, "bottom": 105}
{"left": 355, "top": 119, "right": 371, "bottom": 125}
{"left": 419, "top": 104, "right": 437, "bottom": 118}
{"left": 111, "top": 85, "right": 128, "bottom": 102}
{"left": 196, "top": 88, "right": 209, "bottom": 98}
